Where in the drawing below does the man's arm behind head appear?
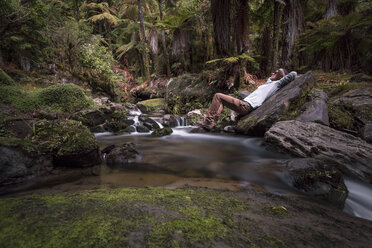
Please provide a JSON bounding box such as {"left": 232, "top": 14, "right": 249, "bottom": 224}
{"left": 277, "top": 71, "right": 297, "bottom": 88}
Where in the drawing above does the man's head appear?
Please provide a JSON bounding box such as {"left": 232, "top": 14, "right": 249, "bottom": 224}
{"left": 270, "top": 68, "right": 287, "bottom": 81}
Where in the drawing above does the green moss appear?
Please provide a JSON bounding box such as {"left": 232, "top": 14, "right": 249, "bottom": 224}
{"left": 146, "top": 207, "right": 228, "bottom": 247}
{"left": 0, "top": 85, "right": 39, "bottom": 111}
{"left": 111, "top": 110, "right": 127, "bottom": 121}
{"left": 262, "top": 206, "right": 289, "bottom": 218}
{"left": 0, "top": 187, "right": 259, "bottom": 248}
{"left": 237, "top": 115, "right": 259, "bottom": 131}
{"left": 328, "top": 103, "right": 354, "bottom": 130}
{"left": 0, "top": 83, "right": 93, "bottom": 114}
{"left": 36, "top": 83, "right": 93, "bottom": 113}
{"left": 137, "top": 98, "right": 167, "bottom": 113}
{"left": 0, "top": 68, "right": 15, "bottom": 85}
{"left": 0, "top": 136, "right": 38, "bottom": 155}
{"left": 256, "top": 235, "right": 289, "bottom": 248}
{"left": 33, "top": 120, "right": 98, "bottom": 156}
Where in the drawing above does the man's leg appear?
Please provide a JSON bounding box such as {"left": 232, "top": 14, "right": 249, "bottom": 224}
{"left": 198, "top": 93, "right": 252, "bottom": 129}
{"left": 208, "top": 93, "right": 252, "bottom": 118}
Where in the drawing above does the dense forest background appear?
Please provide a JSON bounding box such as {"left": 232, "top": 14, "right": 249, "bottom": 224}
{"left": 1, "top": 0, "right": 371, "bottom": 100}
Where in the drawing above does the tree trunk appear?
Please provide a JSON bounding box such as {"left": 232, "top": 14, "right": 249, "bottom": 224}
{"left": 260, "top": 26, "right": 272, "bottom": 76}
{"left": 281, "top": 0, "right": 304, "bottom": 68}
{"left": 211, "top": 0, "right": 231, "bottom": 56}
{"left": 271, "top": 0, "right": 284, "bottom": 71}
{"left": 324, "top": 0, "right": 339, "bottom": 19}
{"left": 158, "top": 0, "right": 171, "bottom": 76}
{"left": 137, "top": 0, "right": 150, "bottom": 80}
{"left": 75, "top": 0, "right": 80, "bottom": 21}
{"left": 234, "top": 0, "right": 250, "bottom": 54}
{"left": 138, "top": 0, "right": 147, "bottom": 41}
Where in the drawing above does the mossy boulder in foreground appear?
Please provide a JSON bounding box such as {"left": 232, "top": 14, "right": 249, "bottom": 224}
{"left": 0, "top": 120, "right": 101, "bottom": 187}
{"left": 0, "top": 187, "right": 371, "bottom": 247}
{"left": 33, "top": 120, "right": 101, "bottom": 167}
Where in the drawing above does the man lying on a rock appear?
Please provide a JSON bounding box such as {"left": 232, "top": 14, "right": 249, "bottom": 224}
{"left": 197, "top": 68, "right": 297, "bottom": 130}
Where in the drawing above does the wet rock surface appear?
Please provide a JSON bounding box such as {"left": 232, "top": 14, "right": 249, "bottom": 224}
{"left": 106, "top": 143, "right": 141, "bottom": 168}
{"left": 0, "top": 145, "right": 53, "bottom": 186}
{"left": 236, "top": 71, "right": 316, "bottom": 136}
{"left": 161, "top": 114, "right": 179, "bottom": 127}
{"left": 276, "top": 158, "right": 348, "bottom": 208}
{"left": 137, "top": 98, "right": 167, "bottom": 115}
{"left": 359, "top": 124, "right": 372, "bottom": 143}
{"left": 332, "top": 87, "right": 372, "bottom": 108}
{"left": 139, "top": 115, "right": 161, "bottom": 130}
{"left": 151, "top": 127, "right": 173, "bottom": 137}
{"left": 297, "top": 89, "right": 329, "bottom": 126}
{"left": 264, "top": 120, "right": 372, "bottom": 183}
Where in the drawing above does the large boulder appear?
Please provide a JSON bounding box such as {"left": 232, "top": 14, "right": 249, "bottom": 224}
{"left": 264, "top": 120, "right": 372, "bottom": 183}
{"left": 161, "top": 114, "right": 179, "bottom": 128}
{"left": 236, "top": 71, "right": 316, "bottom": 136}
{"left": 0, "top": 138, "right": 52, "bottom": 186}
{"left": 137, "top": 98, "right": 167, "bottom": 115}
{"left": 151, "top": 127, "right": 173, "bottom": 137}
{"left": 276, "top": 158, "right": 348, "bottom": 208}
{"left": 106, "top": 143, "right": 141, "bottom": 168}
{"left": 359, "top": 124, "right": 372, "bottom": 143}
{"left": 139, "top": 115, "right": 161, "bottom": 130}
{"left": 350, "top": 73, "right": 372, "bottom": 83}
{"left": 34, "top": 120, "right": 102, "bottom": 167}
{"left": 71, "top": 109, "right": 106, "bottom": 127}
{"left": 331, "top": 87, "right": 372, "bottom": 124}
{"left": 297, "top": 89, "right": 329, "bottom": 126}
{"left": 186, "top": 109, "right": 206, "bottom": 125}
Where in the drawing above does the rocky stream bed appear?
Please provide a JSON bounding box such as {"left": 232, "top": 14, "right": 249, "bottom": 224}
{"left": 1, "top": 71, "right": 372, "bottom": 247}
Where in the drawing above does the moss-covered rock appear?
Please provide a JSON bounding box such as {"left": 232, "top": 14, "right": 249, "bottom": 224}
{"left": 151, "top": 127, "right": 173, "bottom": 137}
{"left": 328, "top": 103, "right": 354, "bottom": 130}
{"left": 137, "top": 98, "right": 167, "bottom": 114}
{"left": 0, "top": 187, "right": 371, "bottom": 248}
{"left": 33, "top": 120, "right": 101, "bottom": 167}
{"left": 0, "top": 83, "right": 93, "bottom": 114}
{"left": 36, "top": 83, "right": 93, "bottom": 113}
{"left": 0, "top": 137, "right": 52, "bottom": 186}
{"left": 106, "top": 143, "right": 140, "bottom": 168}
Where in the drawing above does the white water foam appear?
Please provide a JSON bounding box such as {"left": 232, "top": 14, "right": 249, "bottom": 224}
{"left": 344, "top": 178, "right": 372, "bottom": 221}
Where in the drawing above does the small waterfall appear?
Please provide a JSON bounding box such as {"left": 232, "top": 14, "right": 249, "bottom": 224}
{"left": 175, "top": 116, "right": 188, "bottom": 127}
{"left": 154, "top": 119, "right": 164, "bottom": 129}
{"left": 133, "top": 116, "right": 140, "bottom": 126}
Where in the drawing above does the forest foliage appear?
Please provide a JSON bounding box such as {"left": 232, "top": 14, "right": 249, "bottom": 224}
{"left": 0, "top": 0, "right": 371, "bottom": 99}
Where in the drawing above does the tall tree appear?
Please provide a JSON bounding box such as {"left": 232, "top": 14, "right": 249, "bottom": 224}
{"left": 74, "top": 0, "right": 80, "bottom": 21}
{"left": 157, "top": 0, "right": 171, "bottom": 76}
{"left": 211, "top": 0, "right": 231, "bottom": 56}
{"left": 281, "top": 0, "right": 304, "bottom": 68}
{"left": 271, "top": 0, "right": 285, "bottom": 71}
{"left": 137, "top": 0, "right": 150, "bottom": 79}
{"left": 234, "top": 0, "right": 250, "bottom": 54}
{"left": 324, "top": 0, "right": 339, "bottom": 19}
{"left": 138, "top": 0, "right": 147, "bottom": 41}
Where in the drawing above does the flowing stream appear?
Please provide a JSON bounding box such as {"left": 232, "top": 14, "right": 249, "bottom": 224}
{"left": 95, "top": 122, "right": 372, "bottom": 221}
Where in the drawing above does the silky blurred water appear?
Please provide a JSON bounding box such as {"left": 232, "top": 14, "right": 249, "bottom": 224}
{"left": 95, "top": 126, "right": 372, "bottom": 221}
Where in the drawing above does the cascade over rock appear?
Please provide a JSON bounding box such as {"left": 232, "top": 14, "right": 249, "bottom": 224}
{"left": 236, "top": 71, "right": 316, "bottom": 136}
{"left": 275, "top": 158, "right": 348, "bottom": 208}
{"left": 264, "top": 120, "right": 372, "bottom": 183}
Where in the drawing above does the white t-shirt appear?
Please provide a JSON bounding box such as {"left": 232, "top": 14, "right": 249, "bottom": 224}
{"left": 243, "top": 71, "right": 297, "bottom": 109}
